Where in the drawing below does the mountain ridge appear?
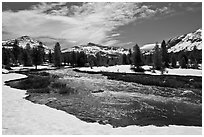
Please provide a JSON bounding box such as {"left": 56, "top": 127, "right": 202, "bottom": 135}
{"left": 2, "top": 28, "right": 202, "bottom": 56}
{"left": 141, "top": 28, "right": 202, "bottom": 54}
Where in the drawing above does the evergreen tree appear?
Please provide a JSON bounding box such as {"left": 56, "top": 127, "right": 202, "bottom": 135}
{"left": 25, "top": 43, "right": 31, "bottom": 51}
{"left": 18, "top": 47, "right": 24, "bottom": 65}
{"left": 122, "top": 54, "right": 127, "bottom": 65}
{"left": 70, "top": 51, "right": 76, "bottom": 67}
{"left": 54, "top": 42, "right": 62, "bottom": 67}
{"left": 132, "top": 44, "right": 142, "bottom": 68}
{"left": 21, "top": 49, "right": 32, "bottom": 66}
{"left": 189, "top": 52, "right": 195, "bottom": 64}
{"left": 21, "top": 43, "right": 32, "bottom": 66}
{"left": 76, "top": 52, "right": 80, "bottom": 66}
{"left": 12, "top": 40, "right": 20, "bottom": 64}
{"left": 32, "top": 47, "right": 43, "bottom": 69}
{"left": 77, "top": 51, "right": 87, "bottom": 67}
{"left": 146, "top": 54, "right": 153, "bottom": 65}
{"left": 161, "top": 40, "right": 169, "bottom": 68}
{"left": 48, "top": 49, "right": 53, "bottom": 63}
{"left": 2, "top": 47, "right": 10, "bottom": 66}
{"left": 178, "top": 52, "right": 188, "bottom": 68}
{"left": 96, "top": 52, "right": 102, "bottom": 66}
{"left": 153, "top": 43, "right": 162, "bottom": 70}
{"left": 171, "top": 54, "right": 177, "bottom": 68}
{"left": 39, "top": 42, "right": 46, "bottom": 62}
{"left": 179, "top": 57, "right": 187, "bottom": 68}
{"left": 87, "top": 55, "right": 95, "bottom": 69}
{"left": 189, "top": 46, "right": 199, "bottom": 68}
{"left": 127, "top": 49, "right": 132, "bottom": 65}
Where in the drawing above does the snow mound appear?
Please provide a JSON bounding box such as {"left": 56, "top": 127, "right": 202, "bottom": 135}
{"left": 2, "top": 69, "right": 9, "bottom": 74}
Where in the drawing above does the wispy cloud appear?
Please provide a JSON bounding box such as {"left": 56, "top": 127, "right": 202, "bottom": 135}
{"left": 111, "top": 33, "right": 120, "bottom": 37}
{"left": 3, "top": 2, "right": 172, "bottom": 48}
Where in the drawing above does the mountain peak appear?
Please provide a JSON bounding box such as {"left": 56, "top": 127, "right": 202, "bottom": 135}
{"left": 141, "top": 29, "right": 202, "bottom": 54}
{"left": 168, "top": 29, "right": 202, "bottom": 53}
{"left": 62, "top": 42, "right": 129, "bottom": 57}
{"left": 2, "top": 35, "right": 50, "bottom": 53}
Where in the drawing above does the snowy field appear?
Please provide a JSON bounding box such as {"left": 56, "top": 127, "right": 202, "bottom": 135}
{"left": 78, "top": 65, "right": 202, "bottom": 77}
{"left": 2, "top": 73, "right": 202, "bottom": 135}
{"left": 10, "top": 65, "right": 55, "bottom": 71}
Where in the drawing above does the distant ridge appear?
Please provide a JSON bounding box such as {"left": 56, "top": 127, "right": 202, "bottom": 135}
{"left": 141, "top": 28, "right": 202, "bottom": 54}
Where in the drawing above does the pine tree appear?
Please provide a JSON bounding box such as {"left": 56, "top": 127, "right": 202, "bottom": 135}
{"left": 178, "top": 52, "right": 188, "bottom": 68}
{"left": 171, "top": 54, "right": 177, "bottom": 68}
{"left": 153, "top": 43, "right": 162, "bottom": 70}
{"left": 146, "top": 54, "right": 153, "bottom": 65}
{"left": 132, "top": 44, "right": 142, "bottom": 68}
{"left": 21, "top": 49, "right": 32, "bottom": 66}
{"left": 179, "top": 57, "right": 187, "bottom": 68}
{"left": 2, "top": 47, "right": 10, "bottom": 66}
{"left": 127, "top": 49, "right": 132, "bottom": 65}
{"left": 39, "top": 42, "right": 46, "bottom": 62}
{"left": 87, "top": 55, "right": 95, "bottom": 69}
{"left": 12, "top": 40, "right": 20, "bottom": 64}
{"left": 189, "top": 46, "right": 199, "bottom": 68}
{"left": 48, "top": 50, "right": 52, "bottom": 63}
{"left": 121, "top": 54, "right": 127, "bottom": 65}
{"left": 161, "top": 40, "right": 169, "bottom": 68}
{"left": 96, "top": 52, "right": 102, "bottom": 66}
{"left": 70, "top": 51, "right": 77, "bottom": 67}
{"left": 54, "top": 42, "right": 62, "bottom": 67}
{"left": 25, "top": 43, "right": 31, "bottom": 51}
{"left": 32, "top": 47, "right": 43, "bottom": 69}
{"left": 77, "top": 51, "right": 87, "bottom": 67}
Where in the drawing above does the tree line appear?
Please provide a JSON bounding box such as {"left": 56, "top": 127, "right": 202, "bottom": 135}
{"left": 2, "top": 41, "right": 62, "bottom": 69}
{"left": 131, "top": 40, "right": 201, "bottom": 71}
{"left": 2, "top": 40, "right": 201, "bottom": 70}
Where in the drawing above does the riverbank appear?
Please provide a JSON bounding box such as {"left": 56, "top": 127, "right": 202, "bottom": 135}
{"left": 3, "top": 72, "right": 202, "bottom": 135}
{"left": 5, "top": 68, "right": 202, "bottom": 130}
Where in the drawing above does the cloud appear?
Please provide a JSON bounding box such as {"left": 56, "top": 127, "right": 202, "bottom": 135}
{"left": 3, "top": 2, "right": 173, "bottom": 48}
{"left": 111, "top": 33, "right": 120, "bottom": 37}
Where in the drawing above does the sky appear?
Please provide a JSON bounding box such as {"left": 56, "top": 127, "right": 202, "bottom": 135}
{"left": 2, "top": 2, "right": 202, "bottom": 49}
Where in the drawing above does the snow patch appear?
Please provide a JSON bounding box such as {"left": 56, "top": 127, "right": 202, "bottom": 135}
{"left": 78, "top": 65, "right": 202, "bottom": 77}
{"left": 2, "top": 69, "right": 9, "bottom": 74}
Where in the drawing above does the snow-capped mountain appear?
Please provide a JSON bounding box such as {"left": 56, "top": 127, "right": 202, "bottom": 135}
{"left": 2, "top": 36, "right": 50, "bottom": 52}
{"left": 167, "top": 29, "right": 202, "bottom": 53}
{"left": 62, "top": 42, "right": 129, "bottom": 56}
{"left": 141, "top": 28, "right": 202, "bottom": 54}
{"left": 140, "top": 43, "right": 158, "bottom": 51}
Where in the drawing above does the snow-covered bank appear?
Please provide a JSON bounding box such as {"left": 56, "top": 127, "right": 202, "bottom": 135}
{"left": 10, "top": 65, "right": 55, "bottom": 71}
{"left": 78, "top": 65, "right": 202, "bottom": 77}
{"left": 2, "top": 73, "right": 202, "bottom": 135}
{"left": 2, "top": 69, "right": 9, "bottom": 74}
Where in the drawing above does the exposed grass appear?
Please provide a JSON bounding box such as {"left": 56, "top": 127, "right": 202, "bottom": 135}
{"left": 103, "top": 72, "right": 202, "bottom": 90}
{"left": 130, "top": 67, "right": 145, "bottom": 72}
{"left": 6, "top": 72, "right": 76, "bottom": 95}
{"left": 50, "top": 80, "right": 67, "bottom": 89}
{"left": 58, "top": 87, "right": 76, "bottom": 94}
{"left": 28, "top": 87, "right": 50, "bottom": 93}
{"left": 74, "top": 69, "right": 202, "bottom": 90}
{"left": 5, "top": 75, "right": 52, "bottom": 90}
{"left": 50, "top": 79, "right": 76, "bottom": 94}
